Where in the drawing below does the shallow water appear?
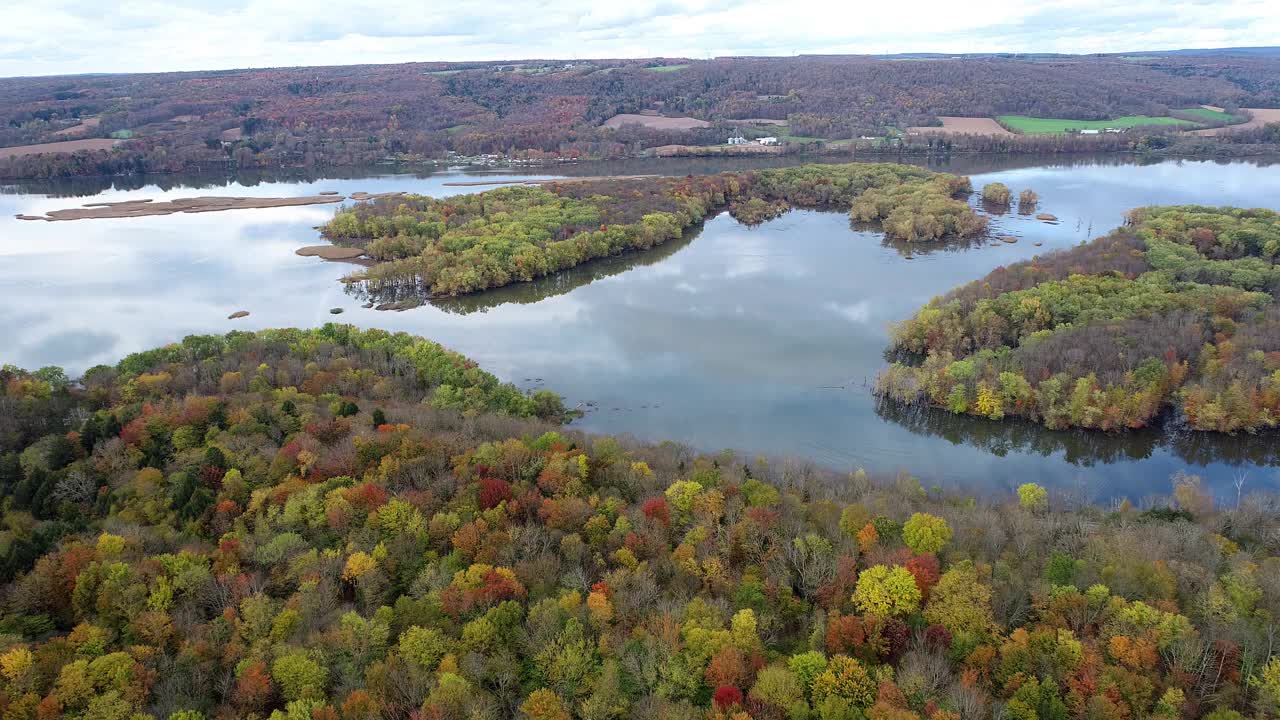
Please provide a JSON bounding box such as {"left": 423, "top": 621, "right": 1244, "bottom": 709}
{"left": 4, "top": 156, "right": 1280, "bottom": 502}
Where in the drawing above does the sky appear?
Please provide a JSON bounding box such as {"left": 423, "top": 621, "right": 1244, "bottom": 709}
{"left": 2, "top": 0, "right": 1279, "bottom": 77}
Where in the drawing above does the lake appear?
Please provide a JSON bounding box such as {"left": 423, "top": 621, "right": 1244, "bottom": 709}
{"left": 4, "top": 155, "right": 1280, "bottom": 502}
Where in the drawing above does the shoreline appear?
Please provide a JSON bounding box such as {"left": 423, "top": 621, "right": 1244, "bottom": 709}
{"left": 6, "top": 147, "right": 1280, "bottom": 185}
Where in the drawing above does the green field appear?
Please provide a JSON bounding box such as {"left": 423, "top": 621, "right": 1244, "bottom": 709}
{"left": 755, "top": 123, "right": 817, "bottom": 144}
{"left": 769, "top": 128, "right": 863, "bottom": 147}
{"left": 644, "top": 64, "right": 689, "bottom": 72}
{"left": 996, "top": 114, "right": 1197, "bottom": 134}
{"left": 1175, "top": 107, "right": 1246, "bottom": 124}
{"left": 762, "top": 126, "right": 824, "bottom": 144}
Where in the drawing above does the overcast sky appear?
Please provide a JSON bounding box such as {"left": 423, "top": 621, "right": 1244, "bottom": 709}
{"left": 3, "top": 0, "right": 1278, "bottom": 78}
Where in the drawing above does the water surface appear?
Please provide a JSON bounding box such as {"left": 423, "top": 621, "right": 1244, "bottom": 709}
{"left": 4, "top": 157, "right": 1280, "bottom": 501}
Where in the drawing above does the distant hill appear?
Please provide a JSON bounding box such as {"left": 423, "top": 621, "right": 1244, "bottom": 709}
{"left": 867, "top": 47, "right": 1280, "bottom": 60}
{"left": 2, "top": 51, "right": 1279, "bottom": 178}
{"left": 1114, "top": 46, "right": 1280, "bottom": 57}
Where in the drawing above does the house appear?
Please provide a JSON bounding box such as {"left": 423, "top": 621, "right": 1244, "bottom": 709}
{"left": 727, "top": 135, "right": 748, "bottom": 145}
{"left": 1080, "top": 129, "right": 1100, "bottom": 135}
{"left": 757, "top": 136, "right": 779, "bottom": 145}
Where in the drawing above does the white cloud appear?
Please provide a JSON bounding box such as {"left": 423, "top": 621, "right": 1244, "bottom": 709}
{"left": 824, "top": 300, "right": 873, "bottom": 324}
{"left": 1, "top": 0, "right": 1278, "bottom": 76}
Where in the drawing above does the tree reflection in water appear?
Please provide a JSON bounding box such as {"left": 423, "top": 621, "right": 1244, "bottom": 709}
{"left": 347, "top": 222, "right": 703, "bottom": 314}
{"left": 875, "top": 397, "right": 1280, "bottom": 469}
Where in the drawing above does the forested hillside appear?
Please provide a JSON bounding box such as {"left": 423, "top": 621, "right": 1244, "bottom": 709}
{"left": 877, "top": 206, "right": 1280, "bottom": 432}
{"left": 1, "top": 324, "right": 1279, "bottom": 720}
{"left": 322, "top": 164, "right": 987, "bottom": 299}
{"left": 3, "top": 53, "right": 1280, "bottom": 178}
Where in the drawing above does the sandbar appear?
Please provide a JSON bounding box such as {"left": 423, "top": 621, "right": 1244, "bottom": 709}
{"left": 296, "top": 245, "right": 366, "bottom": 260}
{"left": 17, "top": 194, "right": 345, "bottom": 221}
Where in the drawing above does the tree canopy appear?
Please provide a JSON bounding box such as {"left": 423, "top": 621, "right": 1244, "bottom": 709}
{"left": 0, "top": 326, "right": 1277, "bottom": 719}
{"left": 324, "top": 163, "right": 988, "bottom": 298}
{"left": 878, "top": 206, "right": 1280, "bottom": 432}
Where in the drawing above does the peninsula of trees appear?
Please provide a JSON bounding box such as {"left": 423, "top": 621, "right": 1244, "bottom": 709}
{"left": 322, "top": 164, "right": 987, "bottom": 299}
{"left": 2, "top": 324, "right": 1280, "bottom": 720}
{"left": 877, "top": 206, "right": 1280, "bottom": 432}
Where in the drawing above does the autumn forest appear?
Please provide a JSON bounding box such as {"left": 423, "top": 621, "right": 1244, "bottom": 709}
{"left": 322, "top": 164, "right": 985, "bottom": 299}
{"left": 1, "top": 324, "right": 1280, "bottom": 720}
{"left": 4, "top": 39, "right": 1280, "bottom": 720}
{"left": 877, "top": 206, "right": 1280, "bottom": 433}
{"left": 4, "top": 53, "right": 1280, "bottom": 179}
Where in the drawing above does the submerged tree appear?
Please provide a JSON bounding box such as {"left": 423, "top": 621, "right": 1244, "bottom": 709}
{"left": 981, "top": 182, "right": 1012, "bottom": 207}
{"left": 1018, "top": 188, "right": 1039, "bottom": 213}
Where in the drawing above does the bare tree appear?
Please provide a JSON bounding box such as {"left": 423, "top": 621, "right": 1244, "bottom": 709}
{"left": 53, "top": 469, "right": 97, "bottom": 504}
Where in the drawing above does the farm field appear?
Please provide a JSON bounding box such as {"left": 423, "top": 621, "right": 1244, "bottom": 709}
{"left": 770, "top": 131, "right": 854, "bottom": 148}
{"left": 1176, "top": 106, "right": 1244, "bottom": 123}
{"left": 997, "top": 114, "right": 1196, "bottom": 133}
{"left": 1191, "top": 107, "right": 1280, "bottom": 135}
{"left": 779, "top": 136, "right": 821, "bottom": 144}
{"left": 642, "top": 142, "right": 784, "bottom": 157}
{"left": 776, "top": 128, "right": 824, "bottom": 144}
{"left": 51, "top": 116, "right": 101, "bottom": 137}
{"left": 644, "top": 63, "right": 689, "bottom": 72}
{"left": 602, "top": 113, "right": 710, "bottom": 130}
{"left": 905, "top": 116, "right": 1014, "bottom": 136}
{"left": 0, "top": 138, "right": 117, "bottom": 159}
